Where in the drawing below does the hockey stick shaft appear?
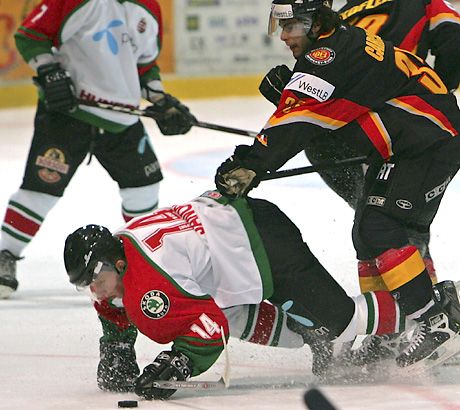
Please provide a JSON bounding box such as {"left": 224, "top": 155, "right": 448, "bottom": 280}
{"left": 77, "top": 99, "right": 259, "bottom": 138}
{"left": 261, "top": 155, "right": 367, "bottom": 181}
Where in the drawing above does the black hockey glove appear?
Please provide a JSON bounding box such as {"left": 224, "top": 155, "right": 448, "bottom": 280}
{"left": 259, "top": 64, "right": 292, "bottom": 106}
{"left": 143, "top": 89, "right": 196, "bottom": 135}
{"left": 134, "top": 350, "right": 192, "bottom": 400}
{"left": 97, "top": 340, "right": 140, "bottom": 392}
{"left": 33, "top": 63, "right": 77, "bottom": 112}
{"left": 215, "top": 145, "right": 263, "bottom": 199}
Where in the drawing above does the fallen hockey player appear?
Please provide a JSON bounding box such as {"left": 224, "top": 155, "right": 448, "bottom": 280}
{"left": 63, "top": 191, "right": 460, "bottom": 400}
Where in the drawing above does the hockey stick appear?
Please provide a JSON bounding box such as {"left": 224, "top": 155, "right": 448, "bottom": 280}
{"left": 304, "top": 387, "right": 338, "bottom": 410}
{"left": 77, "top": 99, "right": 259, "bottom": 138}
{"left": 261, "top": 155, "right": 368, "bottom": 181}
{"left": 150, "top": 326, "right": 230, "bottom": 391}
{"left": 152, "top": 378, "right": 226, "bottom": 390}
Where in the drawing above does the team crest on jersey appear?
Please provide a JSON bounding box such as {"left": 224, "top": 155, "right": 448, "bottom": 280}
{"left": 137, "top": 18, "right": 147, "bottom": 33}
{"left": 35, "top": 148, "right": 70, "bottom": 184}
{"left": 141, "top": 290, "right": 170, "bottom": 319}
{"left": 305, "top": 47, "right": 336, "bottom": 65}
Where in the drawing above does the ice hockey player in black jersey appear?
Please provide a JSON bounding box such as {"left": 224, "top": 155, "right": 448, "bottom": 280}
{"left": 260, "top": 0, "right": 460, "bottom": 289}
{"left": 215, "top": 0, "right": 460, "bottom": 369}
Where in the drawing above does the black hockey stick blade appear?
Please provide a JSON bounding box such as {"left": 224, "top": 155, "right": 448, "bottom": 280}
{"left": 304, "top": 388, "right": 338, "bottom": 410}
{"left": 261, "top": 155, "right": 367, "bottom": 181}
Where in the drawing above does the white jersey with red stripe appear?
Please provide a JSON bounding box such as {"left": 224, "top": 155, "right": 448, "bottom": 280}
{"left": 15, "top": 0, "right": 163, "bottom": 127}
{"left": 117, "top": 191, "right": 273, "bottom": 309}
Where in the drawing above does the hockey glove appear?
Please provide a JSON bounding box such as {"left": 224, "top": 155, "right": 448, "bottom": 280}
{"left": 215, "top": 145, "right": 263, "bottom": 199}
{"left": 97, "top": 340, "right": 140, "bottom": 392}
{"left": 143, "top": 88, "right": 196, "bottom": 135}
{"left": 259, "top": 65, "right": 292, "bottom": 106}
{"left": 33, "top": 63, "right": 77, "bottom": 112}
{"left": 134, "top": 350, "right": 192, "bottom": 400}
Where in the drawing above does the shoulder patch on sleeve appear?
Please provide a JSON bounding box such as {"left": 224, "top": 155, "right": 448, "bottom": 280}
{"left": 285, "top": 72, "right": 335, "bottom": 102}
{"left": 305, "top": 47, "right": 336, "bottom": 65}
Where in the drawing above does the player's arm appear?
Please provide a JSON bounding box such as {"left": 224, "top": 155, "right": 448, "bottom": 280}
{"left": 93, "top": 300, "right": 140, "bottom": 393}
{"left": 426, "top": 0, "right": 460, "bottom": 91}
{"left": 133, "top": 0, "right": 195, "bottom": 135}
{"left": 14, "top": 0, "right": 85, "bottom": 111}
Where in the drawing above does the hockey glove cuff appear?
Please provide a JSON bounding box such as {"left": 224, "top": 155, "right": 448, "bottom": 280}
{"left": 215, "top": 145, "right": 264, "bottom": 199}
{"left": 33, "top": 63, "right": 77, "bottom": 112}
{"left": 134, "top": 350, "right": 192, "bottom": 400}
{"left": 259, "top": 65, "right": 292, "bottom": 106}
{"left": 143, "top": 88, "right": 197, "bottom": 135}
{"left": 98, "top": 340, "right": 140, "bottom": 392}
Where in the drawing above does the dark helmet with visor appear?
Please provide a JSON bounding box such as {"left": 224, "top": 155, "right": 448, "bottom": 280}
{"left": 268, "top": 0, "right": 332, "bottom": 36}
{"left": 63, "top": 224, "right": 125, "bottom": 287}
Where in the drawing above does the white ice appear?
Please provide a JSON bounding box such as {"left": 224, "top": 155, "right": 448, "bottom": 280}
{"left": 2, "top": 95, "right": 460, "bottom": 409}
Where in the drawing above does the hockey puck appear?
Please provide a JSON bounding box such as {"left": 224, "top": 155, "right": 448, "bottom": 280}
{"left": 117, "top": 400, "right": 138, "bottom": 408}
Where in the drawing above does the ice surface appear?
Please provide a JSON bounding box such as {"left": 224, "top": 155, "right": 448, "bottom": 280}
{"left": 2, "top": 96, "right": 460, "bottom": 409}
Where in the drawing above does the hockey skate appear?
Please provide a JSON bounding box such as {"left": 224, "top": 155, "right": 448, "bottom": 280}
{"left": 286, "top": 317, "right": 334, "bottom": 379}
{"left": 302, "top": 329, "right": 334, "bottom": 379}
{"left": 338, "top": 333, "right": 405, "bottom": 368}
{"left": 0, "top": 250, "right": 20, "bottom": 299}
{"left": 396, "top": 281, "right": 460, "bottom": 373}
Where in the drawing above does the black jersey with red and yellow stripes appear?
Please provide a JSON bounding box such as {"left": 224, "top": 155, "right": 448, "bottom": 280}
{"left": 249, "top": 23, "right": 460, "bottom": 172}
{"left": 338, "top": 0, "right": 460, "bottom": 89}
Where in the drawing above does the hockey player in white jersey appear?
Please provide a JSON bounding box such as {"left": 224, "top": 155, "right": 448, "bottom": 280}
{"left": 64, "top": 191, "right": 460, "bottom": 400}
{"left": 0, "top": 0, "right": 196, "bottom": 298}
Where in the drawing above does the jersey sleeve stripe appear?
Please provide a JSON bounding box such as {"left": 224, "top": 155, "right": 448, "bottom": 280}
{"left": 387, "top": 96, "right": 458, "bottom": 137}
{"left": 356, "top": 111, "right": 393, "bottom": 159}
{"left": 429, "top": 13, "right": 460, "bottom": 30}
{"left": 264, "top": 94, "right": 369, "bottom": 131}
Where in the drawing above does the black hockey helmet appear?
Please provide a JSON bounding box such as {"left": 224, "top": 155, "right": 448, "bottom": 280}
{"left": 268, "top": 0, "right": 332, "bottom": 35}
{"left": 63, "top": 224, "right": 125, "bottom": 287}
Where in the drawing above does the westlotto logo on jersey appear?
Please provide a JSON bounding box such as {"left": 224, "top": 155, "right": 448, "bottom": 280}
{"left": 285, "top": 72, "right": 335, "bottom": 102}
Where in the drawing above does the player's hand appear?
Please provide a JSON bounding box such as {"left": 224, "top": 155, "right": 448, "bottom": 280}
{"left": 144, "top": 89, "right": 196, "bottom": 135}
{"left": 134, "top": 350, "right": 192, "bottom": 400}
{"left": 259, "top": 64, "right": 292, "bottom": 106}
{"left": 33, "top": 63, "right": 77, "bottom": 112}
{"left": 215, "top": 145, "right": 262, "bottom": 199}
{"left": 97, "top": 340, "right": 139, "bottom": 392}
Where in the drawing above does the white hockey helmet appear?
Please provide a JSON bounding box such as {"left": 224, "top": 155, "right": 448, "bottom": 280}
{"left": 268, "top": 0, "right": 332, "bottom": 36}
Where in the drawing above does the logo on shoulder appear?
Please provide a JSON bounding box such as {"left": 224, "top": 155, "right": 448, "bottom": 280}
{"left": 141, "top": 290, "right": 170, "bottom": 319}
{"left": 305, "top": 47, "right": 336, "bottom": 66}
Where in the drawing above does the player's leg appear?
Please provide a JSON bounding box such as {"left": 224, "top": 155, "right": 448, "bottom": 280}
{"left": 304, "top": 127, "right": 365, "bottom": 209}
{"left": 0, "top": 103, "right": 91, "bottom": 298}
{"left": 95, "top": 121, "right": 163, "bottom": 222}
{"left": 223, "top": 302, "right": 305, "bottom": 348}
{"left": 247, "top": 198, "right": 407, "bottom": 377}
{"left": 354, "top": 147, "right": 460, "bottom": 368}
